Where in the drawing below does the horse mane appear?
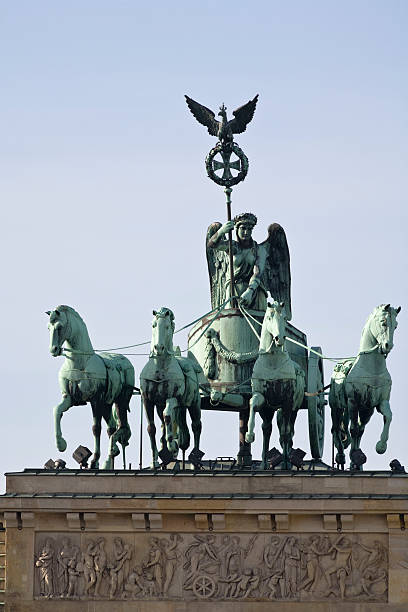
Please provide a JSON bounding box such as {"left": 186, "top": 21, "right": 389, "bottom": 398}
{"left": 55, "top": 305, "right": 86, "bottom": 326}
{"left": 360, "top": 304, "right": 389, "bottom": 338}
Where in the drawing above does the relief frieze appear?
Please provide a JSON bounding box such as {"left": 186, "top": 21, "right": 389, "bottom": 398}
{"left": 34, "top": 532, "right": 388, "bottom": 602}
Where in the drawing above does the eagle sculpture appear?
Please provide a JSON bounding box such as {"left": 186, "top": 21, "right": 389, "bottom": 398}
{"left": 185, "top": 94, "right": 259, "bottom": 145}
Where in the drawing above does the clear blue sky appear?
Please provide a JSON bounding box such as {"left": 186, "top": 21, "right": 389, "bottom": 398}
{"left": 1, "top": 1, "right": 407, "bottom": 481}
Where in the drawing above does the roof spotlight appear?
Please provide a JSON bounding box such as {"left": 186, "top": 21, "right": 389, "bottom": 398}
{"left": 72, "top": 445, "right": 92, "bottom": 469}
{"left": 267, "top": 447, "right": 283, "bottom": 470}
{"left": 289, "top": 448, "right": 306, "bottom": 470}
{"left": 350, "top": 449, "right": 367, "bottom": 469}
{"left": 390, "top": 459, "right": 406, "bottom": 473}
{"left": 188, "top": 448, "right": 205, "bottom": 469}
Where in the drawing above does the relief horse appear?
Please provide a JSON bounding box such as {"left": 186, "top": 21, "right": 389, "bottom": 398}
{"left": 245, "top": 301, "right": 305, "bottom": 468}
{"left": 140, "top": 307, "right": 203, "bottom": 467}
{"left": 329, "top": 303, "right": 400, "bottom": 469}
{"left": 47, "top": 305, "right": 134, "bottom": 468}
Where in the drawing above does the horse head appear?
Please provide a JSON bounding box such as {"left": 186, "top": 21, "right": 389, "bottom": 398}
{"left": 262, "top": 300, "right": 287, "bottom": 350}
{"left": 368, "top": 304, "right": 401, "bottom": 355}
{"left": 46, "top": 306, "right": 72, "bottom": 356}
{"left": 151, "top": 307, "right": 175, "bottom": 356}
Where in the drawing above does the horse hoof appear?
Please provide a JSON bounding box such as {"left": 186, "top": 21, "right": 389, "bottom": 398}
{"left": 335, "top": 452, "right": 345, "bottom": 466}
{"left": 57, "top": 438, "right": 67, "bottom": 452}
{"left": 245, "top": 433, "right": 255, "bottom": 443}
{"left": 376, "top": 440, "right": 387, "bottom": 454}
{"left": 111, "top": 445, "right": 120, "bottom": 458}
{"left": 90, "top": 459, "right": 99, "bottom": 469}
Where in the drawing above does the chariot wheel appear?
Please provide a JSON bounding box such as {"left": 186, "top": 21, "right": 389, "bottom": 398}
{"left": 307, "top": 347, "right": 326, "bottom": 460}
{"left": 192, "top": 575, "right": 216, "bottom": 599}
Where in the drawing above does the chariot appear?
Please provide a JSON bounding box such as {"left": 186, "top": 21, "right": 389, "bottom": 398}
{"left": 188, "top": 307, "right": 326, "bottom": 465}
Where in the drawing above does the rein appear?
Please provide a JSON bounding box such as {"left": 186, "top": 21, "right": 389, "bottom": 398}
{"left": 61, "top": 298, "right": 232, "bottom": 357}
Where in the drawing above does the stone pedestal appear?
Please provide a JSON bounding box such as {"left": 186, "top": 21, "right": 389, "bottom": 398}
{"left": 1, "top": 468, "right": 408, "bottom": 610}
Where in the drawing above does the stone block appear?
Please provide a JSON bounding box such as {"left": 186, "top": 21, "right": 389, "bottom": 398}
{"left": 275, "top": 513, "right": 289, "bottom": 531}
{"left": 258, "top": 514, "right": 272, "bottom": 530}
{"left": 195, "top": 513, "right": 208, "bottom": 530}
{"left": 212, "top": 513, "right": 225, "bottom": 530}
{"left": 149, "top": 513, "right": 163, "bottom": 530}
{"left": 132, "top": 513, "right": 146, "bottom": 530}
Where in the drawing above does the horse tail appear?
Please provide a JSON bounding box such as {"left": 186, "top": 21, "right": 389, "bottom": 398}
{"left": 176, "top": 408, "right": 190, "bottom": 452}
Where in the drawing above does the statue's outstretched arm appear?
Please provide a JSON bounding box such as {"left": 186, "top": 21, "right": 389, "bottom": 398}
{"left": 207, "top": 220, "right": 235, "bottom": 252}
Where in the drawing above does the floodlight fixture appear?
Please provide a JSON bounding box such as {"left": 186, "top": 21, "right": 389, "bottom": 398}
{"left": 390, "top": 459, "right": 406, "bottom": 473}
{"left": 267, "top": 447, "right": 283, "bottom": 470}
{"left": 350, "top": 449, "right": 367, "bottom": 469}
{"left": 188, "top": 448, "right": 205, "bottom": 469}
{"left": 289, "top": 448, "right": 306, "bottom": 470}
{"left": 72, "top": 445, "right": 92, "bottom": 469}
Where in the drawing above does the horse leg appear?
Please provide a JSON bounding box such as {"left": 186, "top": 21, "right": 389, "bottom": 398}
{"left": 110, "top": 396, "right": 132, "bottom": 465}
{"left": 279, "top": 390, "right": 294, "bottom": 468}
{"left": 375, "top": 399, "right": 392, "bottom": 454}
{"left": 144, "top": 398, "right": 160, "bottom": 468}
{"left": 259, "top": 405, "right": 273, "bottom": 470}
{"left": 54, "top": 394, "right": 73, "bottom": 452}
{"left": 99, "top": 404, "right": 116, "bottom": 470}
{"left": 188, "top": 395, "right": 202, "bottom": 451}
{"left": 349, "top": 395, "right": 373, "bottom": 469}
{"left": 164, "top": 397, "right": 179, "bottom": 456}
{"left": 89, "top": 401, "right": 103, "bottom": 469}
{"left": 331, "top": 401, "right": 346, "bottom": 466}
{"left": 245, "top": 392, "right": 265, "bottom": 444}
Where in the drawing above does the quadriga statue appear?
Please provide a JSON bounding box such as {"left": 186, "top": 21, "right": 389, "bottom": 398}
{"left": 206, "top": 212, "right": 291, "bottom": 316}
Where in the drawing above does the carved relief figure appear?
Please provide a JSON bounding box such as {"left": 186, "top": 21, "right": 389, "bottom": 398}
{"left": 82, "top": 541, "right": 97, "bottom": 595}
{"left": 33, "top": 532, "right": 388, "bottom": 602}
{"left": 57, "top": 537, "right": 76, "bottom": 596}
{"left": 109, "top": 538, "right": 132, "bottom": 599}
{"left": 162, "top": 534, "right": 183, "bottom": 594}
{"left": 66, "top": 558, "right": 80, "bottom": 599}
{"left": 143, "top": 537, "right": 165, "bottom": 596}
{"left": 282, "top": 537, "right": 301, "bottom": 598}
{"left": 93, "top": 538, "right": 107, "bottom": 598}
{"left": 35, "top": 539, "right": 55, "bottom": 598}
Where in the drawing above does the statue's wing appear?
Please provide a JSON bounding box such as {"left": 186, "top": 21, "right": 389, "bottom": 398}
{"left": 229, "top": 94, "right": 259, "bottom": 135}
{"left": 206, "top": 222, "right": 227, "bottom": 309}
{"left": 260, "top": 223, "right": 292, "bottom": 320}
{"left": 185, "top": 95, "right": 219, "bottom": 137}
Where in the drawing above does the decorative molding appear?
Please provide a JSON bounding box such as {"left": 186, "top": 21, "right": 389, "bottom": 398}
{"left": 275, "top": 513, "right": 289, "bottom": 531}
{"left": 258, "top": 514, "right": 272, "bottom": 530}
{"left": 149, "top": 514, "right": 163, "bottom": 530}
{"left": 195, "top": 513, "right": 209, "bottom": 530}
{"left": 132, "top": 513, "right": 146, "bottom": 530}
{"left": 323, "top": 514, "right": 338, "bottom": 531}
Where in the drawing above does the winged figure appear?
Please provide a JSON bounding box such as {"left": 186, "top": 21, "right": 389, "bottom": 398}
{"left": 206, "top": 213, "right": 291, "bottom": 319}
{"left": 185, "top": 94, "right": 259, "bottom": 145}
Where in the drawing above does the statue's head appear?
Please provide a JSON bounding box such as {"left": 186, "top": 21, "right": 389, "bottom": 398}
{"left": 218, "top": 103, "right": 227, "bottom": 119}
{"left": 234, "top": 212, "right": 257, "bottom": 244}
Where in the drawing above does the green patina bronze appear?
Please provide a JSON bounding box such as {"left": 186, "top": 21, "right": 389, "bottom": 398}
{"left": 47, "top": 305, "right": 134, "bottom": 469}
{"left": 329, "top": 304, "right": 401, "bottom": 469}
{"left": 206, "top": 214, "right": 291, "bottom": 316}
{"left": 140, "top": 307, "right": 203, "bottom": 468}
{"left": 245, "top": 301, "right": 305, "bottom": 468}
